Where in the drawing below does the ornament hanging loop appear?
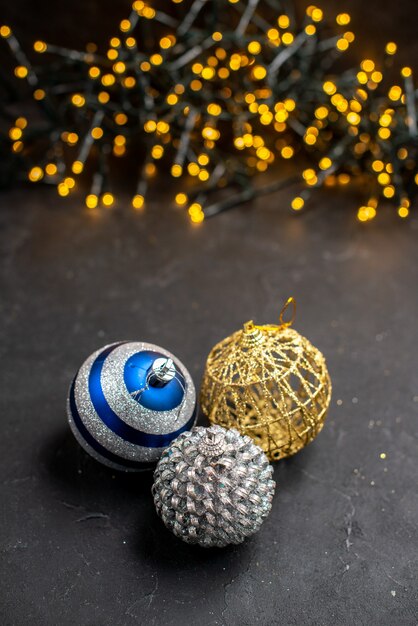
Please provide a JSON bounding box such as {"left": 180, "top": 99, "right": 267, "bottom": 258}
{"left": 278, "top": 297, "right": 296, "bottom": 329}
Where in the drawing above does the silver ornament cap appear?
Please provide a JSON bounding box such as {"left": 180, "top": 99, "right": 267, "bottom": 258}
{"left": 67, "top": 341, "right": 197, "bottom": 471}
{"left": 152, "top": 425, "right": 275, "bottom": 547}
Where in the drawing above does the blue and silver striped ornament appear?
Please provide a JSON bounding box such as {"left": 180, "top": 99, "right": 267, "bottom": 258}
{"left": 67, "top": 341, "right": 197, "bottom": 471}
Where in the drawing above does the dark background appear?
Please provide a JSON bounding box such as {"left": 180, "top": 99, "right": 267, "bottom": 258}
{"left": 1, "top": 1, "right": 418, "bottom": 625}
{"left": 1, "top": 0, "right": 418, "bottom": 69}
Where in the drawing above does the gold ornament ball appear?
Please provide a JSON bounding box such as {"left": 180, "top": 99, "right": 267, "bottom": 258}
{"left": 200, "top": 299, "right": 332, "bottom": 461}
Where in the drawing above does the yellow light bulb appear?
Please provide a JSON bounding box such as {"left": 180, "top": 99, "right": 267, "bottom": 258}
{"left": 120, "top": 19, "right": 131, "bottom": 32}
{"left": 171, "top": 164, "right": 182, "bottom": 177}
{"left": 252, "top": 65, "right": 267, "bottom": 80}
{"left": 175, "top": 193, "right": 188, "bottom": 206}
{"left": 248, "top": 41, "right": 261, "bottom": 55}
{"left": 198, "top": 154, "right": 210, "bottom": 166}
{"left": 113, "top": 61, "right": 126, "bottom": 74}
{"left": 202, "top": 127, "right": 220, "bottom": 141}
{"left": 57, "top": 183, "right": 69, "bottom": 197}
{"left": 34, "top": 40, "right": 47, "bottom": 53}
{"left": 187, "top": 162, "right": 200, "bottom": 176}
{"left": 98, "top": 91, "right": 110, "bottom": 104}
{"left": 311, "top": 8, "right": 323, "bottom": 22}
{"left": 282, "top": 32, "right": 294, "bottom": 45}
{"left": 72, "top": 161, "right": 84, "bottom": 174}
{"left": 284, "top": 98, "right": 296, "bottom": 111}
{"left": 145, "top": 163, "right": 156, "bottom": 177}
{"left": 267, "top": 28, "right": 279, "bottom": 40}
{"left": 107, "top": 49, "right": 118, "bottom": 61}
{"left": 336, "top": 13, "right": 350, "bottom": 25}
{"left": 304, "top": 134, "right": 317, "bottom": 146}
{"left": 190, "top": 79, "right": 202, "bottom": 91}
{"left": 385, "top": 42, "right": 397, "bottom": 55}
{"left": 85, "top": 194, "right": 98, "bottom": 209}
{"left": 160, "top": 37, "right": 172, "bottom": 49}
{"left": 91, "top": 127, "right": 104, "bottom": 139}
{"left": 401, "top": 66, "right": 412, "bottom": 78}
{"left": 378, "top": 128, "right": 391, "bottom": 140}
{"left": 156, "top": 121, "right": 170, "bottom": 134}
{"left": 123, "top": 76, "right": 135, "bottom": 88}
{"left": 347, "top": 112, "right": 361, "bottom": 125}
{"left": 9, "top": 127, "right": 22, "bottom": 141}
{"left": 151, "top": 145, "right": 164, "bottom": 159}
{"left": 132, "top": 195, "right": 145, "bottom": 209}
{"left": 277, "top": 15, "right": 290, "bottom": 28}
{"left": 281, "top": 146, "right": 294, "bottom": 159}
{"left": 388, "top": 85, "right": 402, "bottom": 101}
{"left": 71, "top": 94, "right": 85, "bottom": 107}
{"left": 28, "top": 166, "right": 43, "bottom": 182}
{"left": 256, "top": 147, "right": 270, "bottom": 161}
{"left": 144, "top": 120, "right": 157, "bottom": 133}
{"left": 377, "top": 173, "right": 390, "bottom": 185}
{"left": 102, "top": 193, "right": 114, "bottom": 207}
{"left": 66, "top": 132, "right": 78, "bottom": 145}
{"left": 15, "top": 66, "right": 28, "bottom": 78}
{"left": 357, "top": 206, "right": 376, "bottom": 222}
{"left": 150, "top": 54, "right": 163, "bottom": 66}
{"left": 323, "top": 81, "right": 337, "bottom": 95}
{"left": 101, "top": 74, "right": 115, "bottom": 86}
{"left": 89, "top": 66, "right": 101, "bottom": 79}
{"left": 372, "top": 160, "right": 384, "bottom": 172}
{"left": 45, "top": 163, "right": 58, "bottom": 176}
{"left": 115, "top": 113, "right": 128, "bottom": 125}
{"left": 188, "top": 203, "right": 204, "bottom": 223}
{"left": 190, "top": 212, "right": 204, "bottom": 224}
{"left": 165, "top": 93, "right": 176, "bottom": 106}
{"left": 64, "top": 177, "right": 75, "bottom": 189}
{"left": 315, "top": 106, "right": 328, "bottom": 120}
{"left": 379, "top": 114, "right": 392, "bottom": 127}
{"left": 198, "top": 170, "right": 209, "bottom": 182}
{"left": 188, "top": 202, "right": 202, "bottom": 216}
{"left": 215, "top": 48, "right": 227, "bottom": 61}
{"left": 319, "top": 157, "right": 332, "bottom": 170}
{"left": 201, "top": 67, "right": 215, "bottom": 80}
{"left": 15, "top": 117, "right": 27, "bottom": 129}
{"left": 338, "top": 173, "right": 350, "bottom": 185}
{"left": 291, "top": 197, "right": 304, "bottom": 211}
{"left": 336, "top": 39, "right": 349, "bottom": 51}
{"left": 305, "top": 25, "right": 316, "bottom": 35}
{"left": 361, "top": 59, "right": 375, "bottom": 73}
{"left": 0, "top": 25, "right": 12, "bottom": 38}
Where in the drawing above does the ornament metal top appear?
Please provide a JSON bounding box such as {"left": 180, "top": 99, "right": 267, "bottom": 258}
{"left": 200, "top": 298, "right": 332, "bottom": 461}
{"left": 152, "top": 425, "right": 275, "bottom": 548}
{"left": 67, "top": 341, "right": 197, "bottom": 471}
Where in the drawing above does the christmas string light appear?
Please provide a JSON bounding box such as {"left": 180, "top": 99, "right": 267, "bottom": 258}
{"left": 1, "top": 1, "right": 417, "bottom": 222}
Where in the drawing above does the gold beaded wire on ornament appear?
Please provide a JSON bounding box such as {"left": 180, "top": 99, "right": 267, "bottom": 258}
{"left": 200, "top": 298, "right": 332, "bottom": 461}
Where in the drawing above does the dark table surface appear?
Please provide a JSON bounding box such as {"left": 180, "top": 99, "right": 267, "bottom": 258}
{"left": 1, "top": 184, "right": 417, "bottom": 626}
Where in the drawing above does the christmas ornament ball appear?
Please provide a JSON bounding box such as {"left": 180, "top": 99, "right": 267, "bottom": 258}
{"left": 152, "top": 425, "right": 275, "bottom": 547}
{"left": 67, "top": 341, "right": 197, "bottom": 471}
{"left": 200, "top": 299, "right": 332, "bottom": 461}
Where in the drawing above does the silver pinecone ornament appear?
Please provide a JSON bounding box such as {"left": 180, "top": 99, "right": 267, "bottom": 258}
{"left": 152, "top": 425, "right": 275, "bottom": 547}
